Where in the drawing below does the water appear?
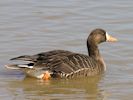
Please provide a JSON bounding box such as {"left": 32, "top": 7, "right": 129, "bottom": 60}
{"left": 0, "top": 0, "right": 133, "bottom": 100}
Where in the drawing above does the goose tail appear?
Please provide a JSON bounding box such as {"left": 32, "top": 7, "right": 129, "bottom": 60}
{"left": 5, "top": 64, "right": 33, "bottom": 70}
{"left": 10, "top": 55, "right": 35, "bottom": 61}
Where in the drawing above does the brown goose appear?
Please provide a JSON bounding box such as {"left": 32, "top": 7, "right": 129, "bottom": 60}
{"left": 5, "top": 29, "right": 117, "bottom": 80}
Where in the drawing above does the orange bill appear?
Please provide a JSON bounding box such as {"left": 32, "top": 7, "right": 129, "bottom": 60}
{"left": 106, "top": 32, "right": 118, "bottom": 42}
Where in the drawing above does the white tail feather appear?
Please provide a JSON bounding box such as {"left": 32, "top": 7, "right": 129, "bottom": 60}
{"left": 18, "top": 64, "right": 33, "bottom": 68}
{"left": 5, "top": 64, "right": 21, "bottom": 70}
{"left": 5, "top": 64, "right": 33, "bottom": 69}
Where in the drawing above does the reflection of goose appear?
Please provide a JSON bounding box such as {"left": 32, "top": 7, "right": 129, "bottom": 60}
{"left": 5, "top": 29, "right": 117, "bottom": 80}
{"left": 8, "top": 75, "right": 104, "bottom": 100}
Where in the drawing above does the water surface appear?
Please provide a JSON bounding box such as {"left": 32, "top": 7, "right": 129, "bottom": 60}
{"left": 0, "top": 0, "right": 133, "bottom": 100}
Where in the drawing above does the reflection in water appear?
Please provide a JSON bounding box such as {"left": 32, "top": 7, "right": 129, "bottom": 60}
{"left": 7, "top": 75, "right": 105, "bottom": 100}
{"left": 0, "top": 0, "right": 133, "bottom": 99}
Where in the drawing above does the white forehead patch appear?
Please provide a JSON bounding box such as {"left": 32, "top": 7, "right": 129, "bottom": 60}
{"left": 105, "top": 32, "right": 110, "bottom": 41}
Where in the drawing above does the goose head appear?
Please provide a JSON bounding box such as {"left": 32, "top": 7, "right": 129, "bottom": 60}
{"left": 88, "top": 28, "right": 117, "bottom": 45}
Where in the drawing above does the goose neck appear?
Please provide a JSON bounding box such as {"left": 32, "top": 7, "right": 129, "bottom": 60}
{"left": 87, "top": 40, "right": 101, "bottom": 59}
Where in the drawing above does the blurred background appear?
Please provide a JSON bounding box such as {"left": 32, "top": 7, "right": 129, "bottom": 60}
{"left": 0, "top": 0, "right": 133, "bottom": 100}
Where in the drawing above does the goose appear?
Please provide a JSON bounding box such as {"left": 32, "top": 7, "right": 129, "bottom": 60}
{"left": 5, "top": 28, "right": 117, "bottom": 80}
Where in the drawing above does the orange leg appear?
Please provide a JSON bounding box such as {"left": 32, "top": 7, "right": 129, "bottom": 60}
{"left": 42, "top": 71, "right": 51, "bottom": 80}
